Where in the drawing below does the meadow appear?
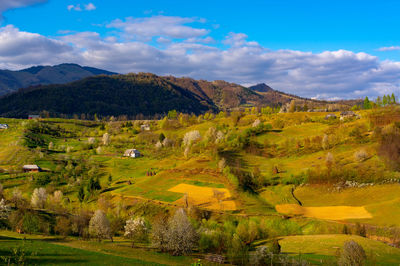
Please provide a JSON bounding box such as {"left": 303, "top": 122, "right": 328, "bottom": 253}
{"left": 1, "top": 106, "right": 400, "bottom": 265}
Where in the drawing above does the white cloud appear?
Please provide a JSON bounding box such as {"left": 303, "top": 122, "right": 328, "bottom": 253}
{"left": 67, "top": 4, "right": 82, "bottom": 11}
{"left": 2, "top": 16, "right": 400, "bottom": 100}
{"left": 107, "top": 15, "right": 209, "bottom": 41}
{"left": 0, "top": 0, "right": 47, "bottom": 17}
{"left": 377, "top": 46, "right": 400, "bottom": 52}
{"left": 84, "top": 3, "right": 96, "bottom": 11}
{"left": 68, "top": 3, "right": 96, "bottom": 12}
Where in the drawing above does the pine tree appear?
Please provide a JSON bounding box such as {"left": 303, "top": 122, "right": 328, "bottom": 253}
{"left": 363, "top": 96, "right": 371, "bottom": 109}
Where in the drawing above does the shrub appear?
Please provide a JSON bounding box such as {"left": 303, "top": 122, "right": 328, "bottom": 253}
{"left": 338, "top": 240, "right": 366, "bottom": 266}
{"left": 22, "top": 213, "right": 40, "bottom": 234}
{"left": 354, "top": 149, "right": 369, "bottom": 162}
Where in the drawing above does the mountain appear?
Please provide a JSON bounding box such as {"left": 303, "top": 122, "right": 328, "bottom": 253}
{"left": 249, "top": 83, "right": 273, "bottom": 92}
{"left": 0, "top": 63, "right": 116, "bottom": 96}
{"left": 0, "top": 71, "right": 360, "bottom": 118}
{"left": 164, "top": 76, "right": 262, "bottom": 109}
{"left": 0, "top": 73, "right": 215, "bottom": 118}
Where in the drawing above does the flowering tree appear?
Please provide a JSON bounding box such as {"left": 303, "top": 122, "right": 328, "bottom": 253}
{"left": 102, "top": 133, "right": 110, "bottom": 146}
{"left": 31, "top": 187, "right": 47, "bottom": 209}
{"left": 0, "top": 199, "right": 10, "bottom": 220}
{"left": 89, "top": 210, "right": 112, "bottom": 242}
{"left": 183, "top": 130, "right": 201, "bottom": 147}
{"left": 166, "top": 209, "right": 198, "bottom": 255}
{"left": 124, "top": 217, "right": 149, "bottom": 247}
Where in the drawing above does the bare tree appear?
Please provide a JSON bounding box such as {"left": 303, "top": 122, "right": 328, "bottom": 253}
{"left": 31, "top": 187, "right": 47, "bottom": 209}
{"left": 124, "top": 217, "right": 149, "bottom": 247}
{"left": 338, "top": 240, "right": 366, "bottom": 266}
{"left": 89, "top": 210, "right": 112, "bottom": 242}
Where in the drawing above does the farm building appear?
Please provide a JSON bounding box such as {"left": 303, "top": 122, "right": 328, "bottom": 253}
{"left": 140, "top": 124, "right": 150, "bottom": 131}
{"left": 123, "top": 149, "right": 141, "bottom": 158}
{"left": 340, "top": 111, "right": 359, "bottom": 120}
{"left": 28, "top": 115, "right": 40, "bottom": 119}
{"left": 0, "top": 124, "right": 9, "bottom": 129}
{"left": 325, "top": 114, "right": 337, "bottom": 119}
{"left": 23, "top": 165, "right": 41, "bottom": 173}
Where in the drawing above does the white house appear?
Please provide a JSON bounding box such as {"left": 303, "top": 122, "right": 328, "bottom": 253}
{"left": 140, "top": 124, "right": 150, "bottom": 131}
{"left": 123, "top": 149, "right": 141, "bottom": 158}
{"left": 0, "top": 124, "right": 8, "bottom": 129}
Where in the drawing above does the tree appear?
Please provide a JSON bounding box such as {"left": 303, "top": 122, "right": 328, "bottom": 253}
{"left": 89, "top": 210, "right": 112, "bottom": 242}
{"left": 124, "top": 217, "right": 149, "bottom": 247}
{"left": 363, "top": 96, "right": 371, "bottom": 109}
{"left": 0, "top": 199, "right": 10, "bottom": 220}
{"left": 151, "top": 213, "right": 170, "bottom": 252}
{"left": 159, "top": 133, "right": 166, "bottom": 143}
{"left": 31, "top": 188, "right": 47, "bottom": 209}
{"left": 166, "top": 209, "right": 198, "bottom": 255}
{"left": 376, "top": 96, "right": 382, "bottom": 107}
{"left": 338, "top": 240, "right": 366, "bottom": 266}
{"left": 288, "top": 100, "right": 296, "bottom": 113}
{"left": 167, "top": 110, "right": 177, "bottom": 119}
{"left": 55, "top": 216, "right": 71, "bottom": 237}
{"left": 183, "top": 130, "right": 201, "bottom": 147}
{"left": 391, "top": 93, "right": 396, "bottom": 104}
{"left": 227, "top": 234, "right": 249, "bottom": 265}
{"left": 78, "top": 186, "right": 85, "bottom": 203}
{"left": 102, "top": 133, "right": 110, "bottom": 145}
{"left": 48, "top": 141, "right": 54, "bottom": 150}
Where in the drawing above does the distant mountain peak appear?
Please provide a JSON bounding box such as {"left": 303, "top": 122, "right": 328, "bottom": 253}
{"left": 249, "top": 83, "right": 274, "bottom": 92}
{"left": 0, "top": 63, "right": 117, "bottom": 96}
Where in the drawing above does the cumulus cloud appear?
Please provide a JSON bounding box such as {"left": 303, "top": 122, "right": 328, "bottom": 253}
{"left": 0, "top": 25, "right": 77, "bottom": 69}
{"left": 2, "top": 16, "right": 400, "bottom": 99}
{"left": 377, "top": 46, "right": 400, "bottom": 52}
{"left": 107, "top": 15, "right": 209, "bottom": 40}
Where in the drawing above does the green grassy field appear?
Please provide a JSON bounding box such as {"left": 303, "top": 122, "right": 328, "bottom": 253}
{"left": 280, "top": 234, "right": 400, "bottom": 265}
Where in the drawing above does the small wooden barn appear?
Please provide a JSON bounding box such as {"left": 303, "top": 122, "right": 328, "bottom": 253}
{"left": 123, "top": 149, "right": 141, "bottom": 158}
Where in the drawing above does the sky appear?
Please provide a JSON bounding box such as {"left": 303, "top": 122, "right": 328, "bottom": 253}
{"left": 1, "top": 0, "right": 400, "bottom": 99}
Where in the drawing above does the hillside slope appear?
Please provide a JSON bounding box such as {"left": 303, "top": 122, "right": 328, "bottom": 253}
{"left": 0, "top": 73, "right": 215, "bottom": 118}
{"left": 0, "top": 63, "right": 116, "bottom": 96}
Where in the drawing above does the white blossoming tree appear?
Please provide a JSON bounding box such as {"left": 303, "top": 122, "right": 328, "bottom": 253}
{"left": 89, "top": 210, "right": 112, "bottom": 242}
{"left": 0, "top": 199, "right": 10, "bottom": 220}
{"left": 182, "top": 130, "right": 201, "bottom": 147}
{"left": 166, "top": 209, "right": 198, "bottom": 255}
{"left": 31, "top": 187, "right": 47, "bottom": 209}
{"left": 124, "top": 217, "right": 149, "bottom": 247}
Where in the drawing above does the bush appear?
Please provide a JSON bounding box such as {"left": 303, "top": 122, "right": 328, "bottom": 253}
{"left": 22, "top": 213, "right": 40, "bottom": 234}
{"left": 338, "top": 240, "right": 366, "bottom": 266}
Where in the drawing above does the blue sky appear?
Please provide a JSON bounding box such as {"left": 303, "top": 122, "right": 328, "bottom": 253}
{"left": 1, "top": 0, "right": 400, "bottom": 99}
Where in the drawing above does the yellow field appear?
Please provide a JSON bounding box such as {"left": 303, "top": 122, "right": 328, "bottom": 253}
{"left": 168, "top": 183, "right": 237, "bottom": 211}
{"left": 275, "top": 204, "right": 372, "bottom": 220}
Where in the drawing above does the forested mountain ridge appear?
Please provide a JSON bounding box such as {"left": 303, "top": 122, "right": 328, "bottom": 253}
{"left": 0, "top": 63, "right": 116, "bottom": 96}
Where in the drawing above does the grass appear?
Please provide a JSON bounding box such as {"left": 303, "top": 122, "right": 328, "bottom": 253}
{"left": 0, "top": 236, "right": 161, "bottom": 265}
{"left": 294, "top": 184, "right": 400, "bottom": 225}
{"left": 280, "top": 234, "right": 400, "bottom": 265}
{"left": 0, "top": 230, "right": 195, "bottom": 265}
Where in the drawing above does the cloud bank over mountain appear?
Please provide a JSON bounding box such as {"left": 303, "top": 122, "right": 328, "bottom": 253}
{"left": 0, "top": 14, "right": 399, "bottom": 99}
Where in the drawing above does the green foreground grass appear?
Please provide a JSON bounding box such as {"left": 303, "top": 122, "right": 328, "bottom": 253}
{"left": 0, "top": 231, "right": 194, "bottom": 266}
{"left": 280, "top": 234, "right": 400, "bottom": 265}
